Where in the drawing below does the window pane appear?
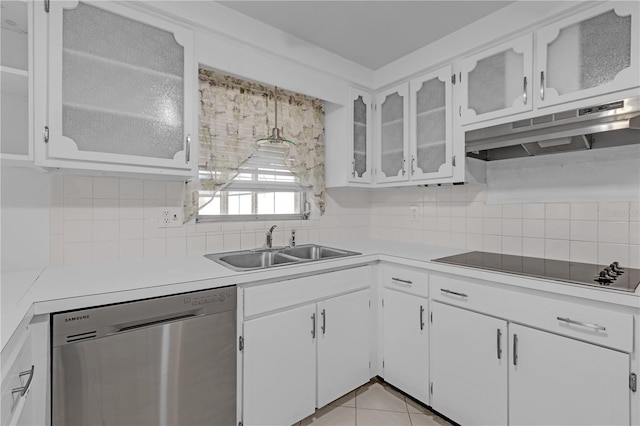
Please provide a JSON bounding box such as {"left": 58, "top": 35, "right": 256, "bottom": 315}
{"left": 199, "top": 193, "right": 221, "bottom": 215}
{"left": 275, "top": 192, "right": 296, "bottom": 214}
{"left": 257, "top": 192, "right": 275, "bottom": 214}
{"left": 228, "top": 191, "right": 253, "bottom": 215}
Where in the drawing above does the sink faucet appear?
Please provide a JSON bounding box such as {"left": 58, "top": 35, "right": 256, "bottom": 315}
{"left": 266, "top": 225, "right": 277, "bottom": 248}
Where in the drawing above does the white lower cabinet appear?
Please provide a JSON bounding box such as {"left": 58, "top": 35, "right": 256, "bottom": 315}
{"left": 430, "top": 301, "right": 508, "bottom": 426}
{"left": 242, "top": 288, "right": 370, "bottom": 426}
{"left": 509, "top": 323, "right": 629, "bottom": 426}
{"left": 382, "top": 289, "right": 429, "bottom": 404}
{"left": 243, "top": 304, "right": 317, "bottom": 426}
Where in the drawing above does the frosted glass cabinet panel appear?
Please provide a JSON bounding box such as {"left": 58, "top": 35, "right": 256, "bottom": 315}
{"left": 1, "top": 0, "right": 31, "bottom": 160}
{"left": 460, "top": 34, "right": 533, "bottom": 124}
{"left": 349, "top": 88, "right": 372, "bottom": 183}
{"left": 376, "top": 83, "right": 409, "bottom": 183}
{"left": 41, "top": 1, "right": 194, "bottom": 175}
{"left": 537, "top": 3, "right": 640, "bottom": 108}
{"left": 409, "top": 66, "right": 453, "bottom": 181}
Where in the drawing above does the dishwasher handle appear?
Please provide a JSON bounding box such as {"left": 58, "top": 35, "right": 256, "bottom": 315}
{"left": 117, "top": 313, "right": 198, "bottom": 333}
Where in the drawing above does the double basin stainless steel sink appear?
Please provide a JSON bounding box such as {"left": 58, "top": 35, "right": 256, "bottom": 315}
{"left": 204, "top": 244, "right": 361, "bottom": 271}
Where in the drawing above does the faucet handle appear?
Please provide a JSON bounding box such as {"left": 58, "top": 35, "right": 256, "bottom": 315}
{"left": 289, "top": 229, "right": 296, "bottom": 247}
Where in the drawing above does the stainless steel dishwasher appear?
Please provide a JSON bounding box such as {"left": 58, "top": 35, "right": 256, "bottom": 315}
{"left": 51, "top": 286, "right": 236, "bottom": 426}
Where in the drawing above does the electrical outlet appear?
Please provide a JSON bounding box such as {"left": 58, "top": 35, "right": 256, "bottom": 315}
{"left": 158, "top": 207, "right": 183, "bottom": 228}
{"left": 410, "top": 205, "right": 420, "bottom": 221}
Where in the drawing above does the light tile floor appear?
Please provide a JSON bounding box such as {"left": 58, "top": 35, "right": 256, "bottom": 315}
{"left": 295, "top": 379, "right": 453, "bottom": 426}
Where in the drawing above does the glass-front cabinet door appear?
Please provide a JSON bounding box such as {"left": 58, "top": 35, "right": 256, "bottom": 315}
{"left": 376, "top": 83, "right": 409, "bottom": 183}
{"left": 41, "top": 1, "right": 194, "bottom": 175}
{"left": 459, "top": 34, "right": 533, "bottom": 125}
{"left": 349, "top": 88, "right": 372, "bottom": 183}
{"left": 409, "top": 66, "right": 453, "bottom": 181}
{"left": 536, "top": 2, "right": 639, "bottom": 108}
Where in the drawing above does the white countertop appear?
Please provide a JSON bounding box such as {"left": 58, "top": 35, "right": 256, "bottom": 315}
{"left": 2, "top": 240, "right": 639, "bottom": 350}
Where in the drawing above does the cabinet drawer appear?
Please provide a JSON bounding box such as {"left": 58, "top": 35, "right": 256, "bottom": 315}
{"left": 1, "top": 332, "right": 33, "bottom": 426}
{"left": 382, "top": 263, "right": 429, "bottom": 297}
{"left": 243, "top": 266, "right": 370, "bottom": 317}
{"left": 430, "top": 274, "right": 633, "bottom": 352}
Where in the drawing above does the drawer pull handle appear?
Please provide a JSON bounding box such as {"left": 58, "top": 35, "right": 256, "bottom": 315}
{"left": 557, "top": 317, "right": 606, "bottom": 332}
{"left": 513, "top": 334, "right": 518, "bottom": 366}
{"left": 321, "top": 309, "right": 326, "bottom": 335}
{"left": 392, "top": 277, "right": 413, "bottom": 286}
{"left": 440, "top": 289, "right": 468, "bottom": 298}
{"left": 11, "top": 365, "right": 34, "bottom": 398}
{"left": 419, "top": 305, "right": 425, "bottom": 331}
{"left": 311, "top": 313, "right": 316, "bottom": 339}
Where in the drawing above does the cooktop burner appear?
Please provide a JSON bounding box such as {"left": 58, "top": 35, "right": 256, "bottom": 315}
{"left": 432, "top": 251, "right": 640, "bottom": 293}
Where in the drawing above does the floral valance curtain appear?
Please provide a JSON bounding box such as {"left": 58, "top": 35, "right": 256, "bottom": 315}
{"left": 184, "top": 69, "right": 325, "bottom": 222}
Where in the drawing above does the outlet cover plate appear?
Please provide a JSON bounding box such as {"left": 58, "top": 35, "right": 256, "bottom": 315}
{"left": 158, "top": 207, "right": 183, "bottom": 228}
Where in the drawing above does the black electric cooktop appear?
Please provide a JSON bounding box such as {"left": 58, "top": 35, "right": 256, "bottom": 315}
{"left": 433, "top": 251, "right": 640, "bottom": 293}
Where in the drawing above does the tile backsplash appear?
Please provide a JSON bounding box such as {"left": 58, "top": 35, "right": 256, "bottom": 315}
{"left": 50, "top": 175, "right": 370, "bottom": 266}
{"left": 50, "top": 175, "right": 639, "bottom": 268}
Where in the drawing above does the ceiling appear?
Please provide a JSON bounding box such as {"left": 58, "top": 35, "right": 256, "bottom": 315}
{"left": 217, "top": 1, "right": 514, "bottom": 70}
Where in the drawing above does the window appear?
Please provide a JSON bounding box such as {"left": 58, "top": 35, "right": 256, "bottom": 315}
{"left": 191, "top": 68, "right": 325, "bottom": 223}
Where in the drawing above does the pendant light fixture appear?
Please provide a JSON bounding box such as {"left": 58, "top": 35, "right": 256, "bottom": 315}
{"left": 256, "top": 86, "right": 295, "bottom": 146}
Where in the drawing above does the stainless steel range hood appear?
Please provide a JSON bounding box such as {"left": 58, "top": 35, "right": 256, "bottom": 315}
{"left": 466, "top": 97, "right": 640, "bottom": 161}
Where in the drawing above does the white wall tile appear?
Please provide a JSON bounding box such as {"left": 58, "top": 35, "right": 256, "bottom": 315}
{"left": 51, "top": 206, "right": 64, "bottom": 235}
{"left": 93, "top": 199, "right": 119, "bottom": 220}
{"left": 49, "top": 234, "right": 64, "bottom": 266}
{"left": 206, "top": 233, "right": 224, "bottom": 253}
{"left": 423, "top": 230, "right": 437, "bottom": 244}
{"left": 119, "top": 199, "right": 144, "bottom": 219}
{"left": 483, "top": 235, "right": 501, "bottom": 252}
{"left": 523, "top": 204, "right": 545, "bottom": 219}
{"left": 598, "top": 222, "right": 629, "bottom": 244}
{"left": 144, "top": 219, "right": 166, "bottom": 239}
{"left": 187, "top": 236, "right": 207, "bottom": 255}
{"left": 570, "top": 203, "right": 598, "bottom": 221}
{"left": 466, "top": 185, "right": 486, "bottom": 202}
{"left": 502, "top": 236, "right": 522, "bottom": 255}
{"left": 143, "top": 200, "right": 164, "bottom": 219}
{"left": 119, "top": 219, "right": 144, "bottom": 240}
{"left": 120, "top": 179, "right": 143, "bottom": 199}
{"left": 570, "top": 241, "right": 598, "bottom": 264}
{"left": 64, "top": 176, "right": 93, "bottom": 198}
{"left": 436, "top": 204, "right": 451, "bottom": 217}
{"left": 64, "top": 242, "right": 93, "bottom": 264}
{"left": 241, "top": 231, "right": 256, "bottom": 249}
{"left": 93, "top": 241, "right": 119, "bottom": 262}
{"left": 51, "top": 175, "right": 64, "bottom": 205}
{"left": 451, "top": 217, "right": 467, "bottom": 234}
{"left": 63, "top": 220, "right": 92, "bottom": 243}
{"left": 466, "top": 218, "right": 483, "bottom": 234}
{"left": 166, "top": 237, "right": 187, "bottom": 256}
{"left": 598, "top": 202, "right": 629, "bottom": 221}
{"left": 436, "top": 217, "right": 451, "bottom": 232}
{"left": 545, "top": 220, "right": 570, "bottom": 240}
{"left": 436, "top": 186, "right": 451, "bottom": 202}
{"left": 166, "top": 181, "right": 184, "bottom": 203}
{"left": 523, "top": 238, "right": 545, "bottom": 257}
{"left": 630, "top": 202, "right": 640, "bottom": 222}
{"left": 522, "top": 219, "right": 544, "bottom": 238}
{"left": 451, "top": 232, "right": 466, "bottom": 248}
{"left": 502, "top": 204, "right": 522, "bottom": 219}
{"left": 483, "top": 204, "right": 502, "bottom": 218}
{"left": 545, "top": 239, "right": 570, "bottom": 260}
{"left": 143, "top": 180, "right": 166, "bottom": 200}
{"left": 483, "top": 218, "right": 502, "bottom": 236}
{"left": 546, "top": 203, "right": 570, "bottom": 220}
{"left": 629, "top": 245, "right": 639, "bottom": 268}
{"left": 570, "top": 221, "right": 597, "bottom": 242}
{"left": 450, "top": 203, "right": 466, "bottom": 217}
{"left": 436, "top": 231, "right": 451, "bottom": 247}
{"left": 630, "top": 222, "right": 640, "bottom": 245}
{"left": 166, "top": 225, "right": 187, "bottom": 238}
{"left": 450, "top": 186, "right": 466, "bottom": 202}
{"left": 502, "top": 219, "right": 522, "bottom": 237}
{"left": 466, "top": 233, "right": 483, "bottom": 250}
{"left": 597, "top": 243, "right": 629, "bottom": 265}
{"left": 93, "top": 177, "right": 119, "bottom": 199}
{"left": 93, "top": 220, "right": 119, "bottom": 242}
{"left": 467, "top": 203, "right": 483, "bottom": 218}
{"left": 144, "top": 238, "right": 166, "bottom": 258}
{"left": 64, "top": 198, "right": 93, "bottom": 220}
{"left": 119, "top": 240, "right": 144, "bottom": 259}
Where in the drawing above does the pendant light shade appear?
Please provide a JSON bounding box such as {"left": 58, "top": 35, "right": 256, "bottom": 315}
{"left": 256, "top": 86, "right": 295, "bottom": 146}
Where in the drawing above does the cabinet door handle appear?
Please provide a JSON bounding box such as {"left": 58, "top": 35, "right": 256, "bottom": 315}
{"left": 392, "top": 277, "right": 413, "bottom": 286}
{"left": 420, "top": 305, "right": 425, "bottom": 330}
{"left": 321, "top": 309, "right": 326, "bottom": 335}
{"left": 11, "top": 365, "right": 34, "bottom": 398}
{"left": 513, "top": 334, "right": 518, "bottom": 366}
{"left": 311, "top": 313, "right": 316, "bottom": 339}
{"left": 401, "top": 158, "right": 406, "bottom": 176}
{"left": 185, "top": 135, "right": 191, "bottom": 163}
{"left": 351, "top": 159, "right": 356, "bottom": 178}
{"left": 557, "top": 316, "right": 606, "bottom": 332}
{"left": 497, "top": 329, "right": 502, "bottom": 360}
{"left": 540, "top": 71, "right": 545, "bottom": 100}
{"left": 410, "top": 155, "right": 415, "bottom": 175}
{"left": 440, "top": 288, "right": 468, "bottom": 298}
{"left": 522, "top": 76, "right": 528, "bottom": 105}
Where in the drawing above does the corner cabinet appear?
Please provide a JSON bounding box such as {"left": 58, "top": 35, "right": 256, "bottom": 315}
{"left": 34, "top": 0, "right": 196, "bottom": 178}
{"left": 536, "top": 2, "right": 640, "bottom": 108}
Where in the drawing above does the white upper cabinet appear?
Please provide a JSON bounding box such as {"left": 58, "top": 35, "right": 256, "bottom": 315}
{"left": 459, "top": 34, "right": 533, "bottom": 125}
{"left": 1, "top": 0, "right": 31, "bottom": 161}
{"left": 409, "top": 66, "right": 454, "bottom": 181}
{"left": 376, "top": 83, "right": 410, "bottom": 183}
{"left": 536, "top": 2, "right": 640, "bottom": 108}
{"left": 36, "top": 1, "right": 195, "bottom": 177}
{"left": 349, "top": 88, "right": 373, "bottom": 184}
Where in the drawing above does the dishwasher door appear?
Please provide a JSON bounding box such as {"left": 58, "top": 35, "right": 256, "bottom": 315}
{"left": 52, "top": 287, "right": 236, "bottom": 426}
